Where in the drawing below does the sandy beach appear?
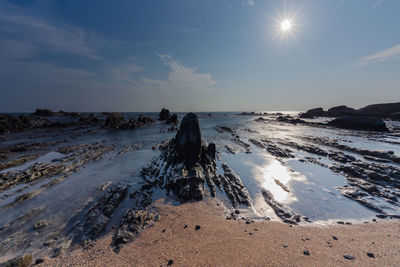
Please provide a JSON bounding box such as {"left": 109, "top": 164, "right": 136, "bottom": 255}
{"left": 44, "top": 199, "right": 400, "bottom": 267}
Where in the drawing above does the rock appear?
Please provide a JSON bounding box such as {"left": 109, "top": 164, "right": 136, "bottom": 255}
{"left": 343, "top": 254, "right": 355, "bottom": 260}
{"left": 389, "top": 112, "right": 400, "bottom": 120}
{"left": 137, "top": 114, "right": 154, "bottom": 124}
{"left": 167, "top": 259, "right": 174, "bottom": 266}
{"left": 35, "top": 258, "right": 45, "bottom": 264}
{"left": 175, "top": 113, "right": 202, "bottom": 165}
{"left": 327, "top": 116, "right": 388, "bottom": 132}
{"left": 305, "top": 107, "right": 325, "bottom": 117}
{"left": 112, "top": 208, "right": 158, "bottom": 252}
{"left": 159, "top": 108, "right": 171, "bottom": 121}
{"left": 167, "top": 113, "right": 178, "bottom": 125}
{"left": 332, "top": 235, "right": 338, "bottom": 240}
{"left": 31, "top": 109, "right": 54, "bottom": 116}
{"left": 299, "top": 112, "right": 314, "bottom": 119}
{"left": 261, "top": 189, "right": 300, "bottom": 224}
{"left": 0, "top": 114, "right": 24, "bottom": 134}
{"left": 33, "top": 220, "right": 48, "bottom": 230}
{"left": 0, "top": 254, "right": 32, "bottom": 267}
{"left": 303, "top": 250, "right": 310, "bottom": 256}
{"left": 356, "top": 102, "right": 400, "bottom": 117}
{"left": 283, "top": 244, "right": 288, "bottom": 248}
{"left": 367, "top": 252, "right": 375, "bottom": 258}
{"left": 326, "top": 105, "right": 355, "bottom": 117}
{"left": 104, "top": 113, "right": 126, "bottom": 129}
{"left": 195, "top": 225, "right": 201, "bottom": 230}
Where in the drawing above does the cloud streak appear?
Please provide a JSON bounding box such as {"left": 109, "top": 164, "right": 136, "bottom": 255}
{"left": 0, "top": 1, "right": 102, "bottom": 60}
{"left": 359, "top": 44, "right": 400, "bottom": 65}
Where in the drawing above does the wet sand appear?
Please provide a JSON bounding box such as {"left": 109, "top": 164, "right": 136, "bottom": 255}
{"left": 46, "top": 199, "right": 400, "bottom": 267}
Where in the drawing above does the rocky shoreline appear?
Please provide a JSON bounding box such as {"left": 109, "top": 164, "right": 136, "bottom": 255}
{"left": 0, "top": 105, "right": 400, "bottom": 265}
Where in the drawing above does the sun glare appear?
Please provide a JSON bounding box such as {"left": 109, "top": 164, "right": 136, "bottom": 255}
{"left": 281, "top": 20, "right": 292, "bottom": 31}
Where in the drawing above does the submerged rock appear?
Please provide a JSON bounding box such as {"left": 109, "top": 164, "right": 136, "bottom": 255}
{"left": 327, "top": 116, "right": 388, "bottom": 131}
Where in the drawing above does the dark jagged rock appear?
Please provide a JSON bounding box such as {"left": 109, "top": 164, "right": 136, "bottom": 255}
{"left": 250, "top": 139, "right": 294, "bottom": 158}
{"left": 356, "top": 102, "right": 400, "bottom": 117}
{"left": 31, "top": 109, "right": 54, "bottom": 116}
{"left": 261, "top": 189, "right": 301, "bottom": 224}
{"left": 305, "top": 107, "right": 326, "bottom": 117}
{"left": 174, "top": 113, "right": 202, "bottom": 165}
{"left": 141, "top": 113, "right": 251, "bottom": 206}
{"left": 137, "top": 114, "right": 154, "bottom": 124}
{"left": 0, "top": 114, "right": 24, "bottom": 134}
{"left": 159, "top": 108, "right": 171, "bottom": 121}
{"left": 167, "top": 113, "right": 178, "bottom": 125}
{"left": 112, "top": 208, "right": 158, "bottom": 252}
{"left": 327, "top": 116, "right": 388, "bottom": 132}
{"left": 220, "top": 164, "right": 251, "bottom": 207}
{"left": 326, "top": 105, "right": 355, "bottom": 117}
{"left": 0, "top": 254, "right": 32, "bottom": 267}
{"left": 276, "top": 115, "right": 306, "bottom": 124}
{"left": 104, "top": 112, "right": 126, "bottom": 129}
{"left": 298, "top": 112, "right": 314, "bottom": 119}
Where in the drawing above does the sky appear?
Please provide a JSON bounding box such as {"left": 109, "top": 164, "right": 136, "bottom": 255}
{"left": 0, "top": 0, "right": 399, "bottom": 112}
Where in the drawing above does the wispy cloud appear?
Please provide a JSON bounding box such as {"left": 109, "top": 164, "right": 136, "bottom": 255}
{"left": 142, "top": 54, "right": 216, "bottom": 93}
{"left": 0, "top": 1, "right": 102, "bottom": 60}
{"left": 372, "top": 0, "right": 384, "bottom": 8}
{"left": 243, "top": 0, "right": 255, "bottom": 7}
{"left": 359, "top": 44, "right": 400, "bottom": 65}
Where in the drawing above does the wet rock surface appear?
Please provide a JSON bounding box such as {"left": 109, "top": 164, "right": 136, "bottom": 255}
{"left": 261, "top": 189, "right": 301, "bottom": 224}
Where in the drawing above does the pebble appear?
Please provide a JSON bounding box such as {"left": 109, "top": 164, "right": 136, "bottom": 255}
{"left": 195, "top": 225, "right": 201, "bottom": 230}
{"left": 161, "top": 229, "right": 166, "bottom": 233}
{"left": 303, "top": 250, "right": 310, "bottom": 256}
{"left": 35, "top": 258, "right": 45, "bottom": 264}
{"left": 249, "top": 232, "right": 254, "bottom": 235}
{"left": 367, "top": 252, "right": 375, "bottom": 258}
{"left": 343, "top": 254, "right": 354, "bottom": 260}
{"left": 301, "top": 237, "right": 305, "bottom": 241}
{"left": 167, "top": 259, "right": 174, "bottom": 266}
{"left": 235, "top": 209, "right": 240, "bottom": 214}
{"left": 332, "top": 235, "right": 338, "bottom": 240}
{"left": 283, "top": 244, "right": 288, "bottom": 248}
{"left": 337, "top": 221, "right": 345, "bottom": 225}
{"left": 184, "top": 224, "right": 188, "bottom": 229}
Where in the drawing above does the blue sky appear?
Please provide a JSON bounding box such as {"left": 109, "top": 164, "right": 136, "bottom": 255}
{"left": 0, "top": 0, "right": 399, "bottom": 112}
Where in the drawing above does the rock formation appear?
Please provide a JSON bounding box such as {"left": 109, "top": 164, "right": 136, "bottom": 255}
{"left": 327, "top": 116, "right": 388, "bottom": 131}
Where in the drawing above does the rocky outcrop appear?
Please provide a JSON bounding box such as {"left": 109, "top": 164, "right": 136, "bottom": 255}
{"left": 167, "top": 113, "right": 178, "bottom": 125}
{"left": 31, "top": 109, "right": 54, "bottom": 116}
{"left": 261, "top": 189, "right": 300, "bottom": 224}
{"left": 327, "top": 116, "right": 388, "bottom": 132}
{"left": 326, "top": 105, "right": 355, "bottom": 117}
{"left": 112, "top": 208, "right": 158, "bottom": 252}
{"left": 356, "top": 102, "right": 400, "bottom": 117}
{"left": 104, "top": 113, "right": 154, "bottom": 130}
{"left": 305, "top": 107, "right": 325, "bottom": 117}
{"left": 159, "top": 108, "right": 171, "bottom": 121}
{"left": 141, "top": 112, "right": 251, "bottom": 207}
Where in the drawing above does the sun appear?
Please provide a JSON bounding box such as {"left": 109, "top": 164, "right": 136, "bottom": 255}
{"left": 281, "top": 20, "right": 292, "bottom": 32}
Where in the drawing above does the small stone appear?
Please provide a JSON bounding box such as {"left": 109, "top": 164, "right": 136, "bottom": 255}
{"left": 246, "top": 220, "right": 251, "bottom": 224}
{"left": 35, "top": 258, "right": 45, "bottom": 264}
{"left": 337, "top": 221, "right": 345, "bottom": 224}
{"left": 195, "top": 225, "right": 201, "bottom": 230}
{"left": 367, "top": 252, "right": 375, "bottom": 258}
{"left": 184, "top": 224, "right": 188, "bottom": 228}
{"left": 283, "top": 244, "right": 288, "bottom": 248}
{"left": 249, "top": 232, "right": 254, "bottom": 235}
{"left": 301, "top": 237, "right": 306, "bottom": 241}
{"left": 162, "top": 229, "right": 166, "bottom": 233}
{"left": 345, "top": 222, "right": 352, "bottom": 225}
{"left": 344, "top": 254, "right": 354, "bottom": 260}
{"left": 303, "top": 250, "right": 310, "bottom": 256}
{"left": 306, "top": 237, "right": 310, "bottom": 240}
{"left": 235, "top": 209, "right": 240, "bottom": 214}
{"left": 33, "top": 220, "right": 48, "bottom": 230}
{"left": 332, "top": 235, "right": 338, "bottom": 240}
{"left": 167, "top": 259, "right": 174, "bottom": 265}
